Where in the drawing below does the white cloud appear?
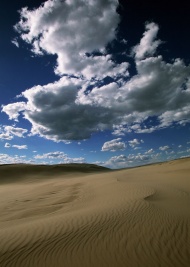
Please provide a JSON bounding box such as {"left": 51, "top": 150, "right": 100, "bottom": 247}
{"left": 128, "top": 138, "right": 143, "bottom": 148}
{"left": 3, "top": 77, "right": 119, "bottom": 141}
{"left": 35, "top": 151, "right": 67, "bottom": 159}
{"left": 34, "top": 151, "right": 85, "bottom": 163}
{"left": 78, "top": 55, "right": 190, "bottom": 129}
{"left": 4, "top": 126, "right": 27, "bottom": 137}
{"left": 158, "top": 105, "right": 190, "bottom": 128}
{"left": 2, "top": 18, "right": 190, "bottom": 142}
{"left": 0, "top": 133, "right": 13, "bottom": 140}
{"left": 11, "top": 38, "right": 19, "bottom": 48}
{"left": 105, "top": 152, "right": 153, "bottom": 169}
{"left": 133, "top": 22, "right": 161, "bottom": 60}
{"left": 77, "top": 23, "right": 190, "bottom": 133}
{"left": 0, "top": 153, "right": 30, "bottom": 164}
{"left": 112, "top": 125, "right": 129, "bottom": 136}
{"left": 105, "top": 154, "right": 128, "bottom": 168}
{"left": 1, "top": 102, "right": 26, "bottom": 121}
{"left": 4, "top": 143, "right": 11, "bottom": 148}
{"left": 102, "top": 138, "right": 126, "bottom": 152}
{"left": 146, "top": 148, "right": 154, "bottom": 154}
{"left": 12, "top": 145, "right": 28, "bottom": 150}
{"left": 0, "top": 125, "right": 27, "bottom": 141}
{"left": 33, "top": 78, "right": 116, "bottom": 140}
{"left": 4, "top": 142, "right": 28, "bottom": 150}
{"left": 127, "top": 153, "right": 150, "bottom": 162}
{"left": 134, "top": 147, "right": 141, "bottom": 150}
{"left": 159, "top": 145, "right": 170, "bottom": 151}
{"left": 93, "top": 161, "right": 105, "bottom": 166}
{"left": 14, "top": 0, "right": 128, "bottom": 79}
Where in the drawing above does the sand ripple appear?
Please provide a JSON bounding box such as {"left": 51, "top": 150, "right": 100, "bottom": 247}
{"left": 0, "top": 159, "right": 190, "bottom": 266}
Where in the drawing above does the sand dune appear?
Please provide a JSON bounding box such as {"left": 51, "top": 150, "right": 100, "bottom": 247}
{"left": 0, "top": 159, "right": 190, "bottom": 267}
{"left": 0, "top": 163, "right": 109, "bottom": 183}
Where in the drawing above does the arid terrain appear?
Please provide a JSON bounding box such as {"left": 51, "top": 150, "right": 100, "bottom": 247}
{"left": 0, "top": 158, "right": 190, "bottom": 267}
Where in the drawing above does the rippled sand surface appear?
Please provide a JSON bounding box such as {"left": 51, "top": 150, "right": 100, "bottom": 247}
{"left": 0, "top": 159, "right": 190, "bottom": 267}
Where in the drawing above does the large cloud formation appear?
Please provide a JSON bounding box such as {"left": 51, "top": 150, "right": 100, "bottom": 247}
{"left": 4, "top": 77, "right": 117, "bottom": 141}
{"left": 2, "top": 0, "right": 190, "bottom": 141}
{"left": 15, "top": 0, "right": 128, "bottom": 78}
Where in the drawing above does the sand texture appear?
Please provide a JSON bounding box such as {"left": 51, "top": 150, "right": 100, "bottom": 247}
{"left": 0, "top": 159, "right": 190, "bottom": 267}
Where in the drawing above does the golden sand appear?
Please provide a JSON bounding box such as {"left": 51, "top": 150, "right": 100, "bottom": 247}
{"left": 0, "top": 159, "right": 190, "bottom": 267}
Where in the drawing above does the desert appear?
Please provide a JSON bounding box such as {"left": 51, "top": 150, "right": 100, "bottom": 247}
{"left": 0, "top": 158, "right": 190, "bottom": 267}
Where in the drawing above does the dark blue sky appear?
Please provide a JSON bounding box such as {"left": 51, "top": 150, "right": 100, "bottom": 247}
{"left": 0, "top": 0, "right": 190, "bottom": 168}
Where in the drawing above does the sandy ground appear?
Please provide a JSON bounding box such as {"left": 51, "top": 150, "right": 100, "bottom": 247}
{"left": 0, "top": 159, "right": 190, "bottom": 267}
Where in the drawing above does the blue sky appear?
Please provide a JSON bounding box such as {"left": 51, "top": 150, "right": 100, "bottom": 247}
{"left": 0, "top": 0, "right": 190, "bottom": 168}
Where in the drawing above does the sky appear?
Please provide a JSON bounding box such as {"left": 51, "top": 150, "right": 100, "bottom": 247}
{"left": 0, "top": 0, "right": 190, "bottom": 168}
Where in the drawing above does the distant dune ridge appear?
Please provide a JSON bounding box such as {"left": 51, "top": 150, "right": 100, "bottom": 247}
{"left": 0, "top": 163, "right": 109, "bottom": 183}
{"left": 0, "top": 158, "right": 190, "bottom": 267}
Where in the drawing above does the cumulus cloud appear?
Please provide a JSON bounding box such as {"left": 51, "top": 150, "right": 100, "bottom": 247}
{"left": 0, "top": 133, "right": 13, "bottom": 140}
{"left": 0, "top": 153, "right": 32, "bottom": 164}
{"left": 106, "top": 154, "right": 128, "bottom": 168}
{"left": 105, "top": 152, "right": 152, "bottom": 169}
{"left": 159, "top": 145, "right": 170, "bottom": 151}
{"left": 34, "top": 151, "right": 85, "bottom": 163}
{"left": 132, "top": 22, "right": 161, "bottom": 60}
{"left": 101, "top": 138, "right": 126, "bottom": 152}
{"left": 78, "top": 55, "right": 190, "bottom": 131}
{"left": 103, "top": 149, "right": 166, "bottom": 168}
{"left": 4, "top": 143, "right": 11, "bottom": 148}
{"left": 128, "top": 138, "right": 143, "bottom": 148}
{"left": 77, "top": 23, "right": 190, "bottom": 133}
{"left": 128, "top": 153, "right": 149, "bottom": 162}
{"left": 35, "top": 151, "right": 67, "bottom": 159}
{"left": 0, "top": 125, "right": 27, "bottom": 141}
{"left": 1, "top": 102, "right": 26, "bottom": 121}
{"left": 3, "top": 16, "right": 190, "bottom": 142}
{"left": 4, "top": 126, "right": 28, "bottom": 137}
{"left": 112, "top": 125, "right": 128, "bottom": 136}
{"left": 3, "top": 77, "right": 118, "bottom": 141}
{"left": 14, "top": 0, "right": 129, "bottom": 78}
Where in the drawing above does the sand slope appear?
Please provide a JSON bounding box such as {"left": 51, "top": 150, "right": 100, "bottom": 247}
{"left": 0, "top": 159, "right": 190, "bottom": 267}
